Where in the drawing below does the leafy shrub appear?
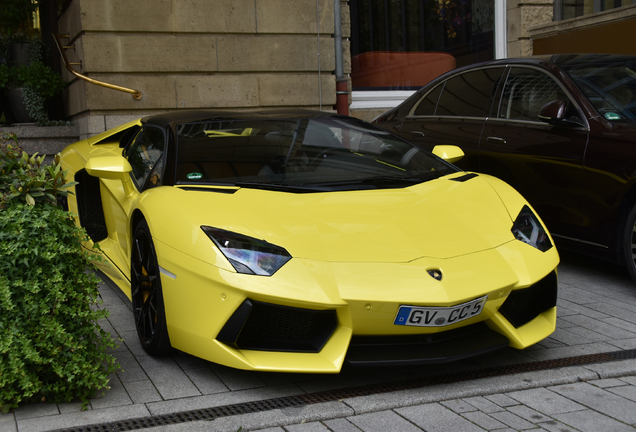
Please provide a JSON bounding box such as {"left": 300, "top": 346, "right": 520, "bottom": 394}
{"left": 0, "top": 132, "right": 119, "bottom": 412}
{"left": 0, "top": 132, "right": 75, "bottom": 206}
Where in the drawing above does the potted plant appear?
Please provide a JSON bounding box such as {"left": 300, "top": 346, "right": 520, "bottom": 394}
{"left": 0, "top": 1, "right": 67, "bottom": 125}
{"left": 4, "top": 59, "right": 66, "bottom": 124}
{"left": 0, "top": 35, "right": 67, "bottom": 125}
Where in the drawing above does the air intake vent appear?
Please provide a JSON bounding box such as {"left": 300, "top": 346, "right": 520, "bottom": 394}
{"left": 217, "top": 300, "right": 337, "bottom": 352}
{"left": 499, "top": 271, "right": 558, "bottom": 328}
{"left": 75, "top": 169, "right": 108, "bottom": 242}
{"left": 450, "top": 173, "right": 478, "bottom": 182}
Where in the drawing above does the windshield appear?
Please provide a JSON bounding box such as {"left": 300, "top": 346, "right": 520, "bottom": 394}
{"left": 174, "top": 117, "right": 458, "bottom": 191}
{"left": 560, "top": 56, "right": 636, "bottom": 123}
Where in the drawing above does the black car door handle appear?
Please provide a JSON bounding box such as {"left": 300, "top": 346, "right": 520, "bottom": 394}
{"left": 411, "top": 131, "right": 425, "bottom": 137}
{"left": 486, "top": 136, "right": 506, "bottom": 144}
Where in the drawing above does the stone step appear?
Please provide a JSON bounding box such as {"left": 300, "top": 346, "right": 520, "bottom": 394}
{"left": 3, "top": 124, "right": 80, "bottom": 163}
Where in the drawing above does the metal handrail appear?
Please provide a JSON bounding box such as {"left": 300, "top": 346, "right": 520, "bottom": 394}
{"left": 52, "top": 33, "right": 143, "bottom": 100}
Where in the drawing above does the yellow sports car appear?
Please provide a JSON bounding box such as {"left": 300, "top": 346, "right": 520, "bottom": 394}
{"left": 59, "top": 110, "right": 558, "bottom": 373}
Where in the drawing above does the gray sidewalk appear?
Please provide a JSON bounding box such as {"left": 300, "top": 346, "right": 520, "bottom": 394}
{"left": 246, "top": 374, "right": 636, "bottom": 432}
{"left": 3, "top": 250, "right": 636, "bottom": 431}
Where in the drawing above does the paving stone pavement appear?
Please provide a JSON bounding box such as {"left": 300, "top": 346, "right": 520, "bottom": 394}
{"left": 3, "top": 250, "right": 636, "bottom": 432}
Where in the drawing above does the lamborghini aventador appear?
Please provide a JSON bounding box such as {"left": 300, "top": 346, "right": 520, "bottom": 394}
{"left": 59, "top": 109, "right": 559, "bottom": 372}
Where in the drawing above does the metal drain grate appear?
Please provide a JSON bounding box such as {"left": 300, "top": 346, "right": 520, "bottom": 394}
{"left": 53, "top": 348, "right": 636, "bottom": 432}
{"left": 55, "top": 398, "right": 307, "bottom": 432}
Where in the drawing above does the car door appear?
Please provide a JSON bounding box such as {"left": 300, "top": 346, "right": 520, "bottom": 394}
{"left": 479, "top": 66, "right": 589, "bottom": 240}
{"left": 99, "top": 125, "right": 167, "bottom": 279}
{"left": 573, "top": 71, "right": 636, "bottom": 252}
{"left": 398, "top": 67, "right": 506, "bottom": 172}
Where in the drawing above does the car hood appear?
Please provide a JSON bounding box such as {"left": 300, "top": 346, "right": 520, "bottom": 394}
{"left": 185, "top": 173, "right": 517, "bottom": 263}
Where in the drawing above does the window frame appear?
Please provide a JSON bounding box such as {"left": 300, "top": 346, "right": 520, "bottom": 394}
{"left": 553, "top": 0, "right": 636, "bottom": 20}
{"left": 125, "top": 124, "right": 168, "bottom": 192}
{"left": 492, "top": 66, "right": 588, "bottom": 128}
{"left": 407, "top": 66, "right": 506, "bottom": 120}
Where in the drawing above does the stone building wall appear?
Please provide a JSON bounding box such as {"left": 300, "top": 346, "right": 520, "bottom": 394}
{"left": 530, "top": 4, "right": 636, "bottom": 55}
{"left": 510, "top": 0, "right": 636, "bottom": 58}
{"left": 507, "top": 0, "right": 554, "bottom": 57}
{"left": 57, "top": 0, "right": 347, "bottom": 139}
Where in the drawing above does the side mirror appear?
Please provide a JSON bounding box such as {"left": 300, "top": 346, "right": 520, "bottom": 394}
{"left": 85, "top": 156, "right": 133, "bottom": 180}
{"left": 538, "top": 100, "right": 584, "bottom": 128}
{"left": 85, "top": 156, "right": 136, "bottom": 197}
{"left": 432, "top": 145, "right": 464, "bottom": 164}
{"left": 538, "top": 100, "right": 567, "bottom": 123}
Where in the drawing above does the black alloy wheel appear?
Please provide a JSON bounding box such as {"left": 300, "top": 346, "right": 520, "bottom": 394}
{"left": 131, "top": 219, "right": 172, "bottom": 355}
{"left": 623, "top": 204, "right": 636, "bottom": 284}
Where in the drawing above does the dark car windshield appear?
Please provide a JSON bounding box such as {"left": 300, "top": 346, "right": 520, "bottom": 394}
{"left": 557, "top": 55, "right": 636, "bottom": 124}
{"left": 174, "top": 116, "right": 458, "bottom": 191}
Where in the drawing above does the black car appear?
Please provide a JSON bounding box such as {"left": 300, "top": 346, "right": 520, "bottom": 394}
{"left": 373, "top": 54, "right": 636, "bottom": 282}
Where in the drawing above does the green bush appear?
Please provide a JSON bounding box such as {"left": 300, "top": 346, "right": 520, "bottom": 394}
{"left": 0, "top": 132, "right": 119, "bottom": 412}
{"left": 0, "top": 132, "right": 75, "bottom": 206}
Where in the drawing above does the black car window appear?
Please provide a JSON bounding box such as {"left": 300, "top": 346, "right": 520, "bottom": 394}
{"left": 413, "top": 84, "right": 443, "bottom": 116}
{"left": 174, "top": 117, "right": 459, "bottom": 191}
{"left": 498, "top": 68, "right": 580, "bottom": 123}
{"left": 416, "top": 68, "right": 503, "bottom": 118}
{"left": 127, "top": 126, "right": 166, "bottom": 190}
{"left": 564, "top": 60, "right": 636, "bottom": 123}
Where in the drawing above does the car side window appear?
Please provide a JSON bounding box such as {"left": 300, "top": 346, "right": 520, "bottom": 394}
{"left": 413, "top": 68, "right": 504, "bottom": 117}
{"left": 498, "top": 68, "right": 581, "bottom": 123}
{"left": 127, "top": 126, "right": 166, "bottom": 190}
{"left": 413, "top": 84, "right": 443, "bottom": 116}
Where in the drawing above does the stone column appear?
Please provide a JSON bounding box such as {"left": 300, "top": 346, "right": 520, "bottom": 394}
{"left": 507, "top": 0, "right": 554, "bottom": 57}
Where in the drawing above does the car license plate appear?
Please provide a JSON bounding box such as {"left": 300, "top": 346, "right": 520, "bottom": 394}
{"left": 394, "top": 296, "right": 487, "bottom": 327}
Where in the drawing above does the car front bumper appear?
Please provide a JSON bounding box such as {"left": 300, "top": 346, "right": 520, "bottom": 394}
{"left": 150, "top": 238, "right": 558, "bottom": 373}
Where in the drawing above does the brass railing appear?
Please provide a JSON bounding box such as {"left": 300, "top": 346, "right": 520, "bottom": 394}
{"left": 53, "top": 33, "right": 143, "bottom": 101}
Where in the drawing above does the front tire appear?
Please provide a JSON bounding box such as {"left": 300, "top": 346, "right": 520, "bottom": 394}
{"left": 623, "top": 204, "right": 636, "bottom": 283}
{"left": 131, "top": 219, "right": 172, "bottom": 355}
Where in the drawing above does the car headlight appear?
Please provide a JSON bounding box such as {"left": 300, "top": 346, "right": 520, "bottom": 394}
{"left": 201, "top": 226, "right": 291, "bottom": 276}
{"left": 511, "top": 206, "right": 553, "bottom": 252}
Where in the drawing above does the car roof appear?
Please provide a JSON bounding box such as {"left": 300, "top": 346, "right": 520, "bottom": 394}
{"left": 545, "top": 53, "right": 636, "bottom": 70}
{"left": 450, "top": 53, "right": 636, "bottom": 73}
{"left": 142, "top": 109, "right": 344, "bottom": 129}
